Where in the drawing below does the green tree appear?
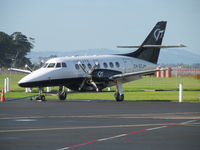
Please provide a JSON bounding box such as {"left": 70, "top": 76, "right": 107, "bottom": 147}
{"left": 0, "top": 32, "right": 13, "bottom": 67}
{"left": 0, "top": 32, "right": 34, "bottom": 68}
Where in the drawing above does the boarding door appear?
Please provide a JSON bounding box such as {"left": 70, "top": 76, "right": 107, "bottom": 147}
{"left": 123, "top": 58, "right": 132, "bottom": 73}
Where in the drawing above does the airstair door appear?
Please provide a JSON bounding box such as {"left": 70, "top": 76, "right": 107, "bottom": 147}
{"left": 123, "top": 58, "right": 132, "bottom": 73}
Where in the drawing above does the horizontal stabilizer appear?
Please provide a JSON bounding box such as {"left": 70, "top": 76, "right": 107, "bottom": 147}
{"left": 117, "top": 44, "right": 186, "bottom": 48}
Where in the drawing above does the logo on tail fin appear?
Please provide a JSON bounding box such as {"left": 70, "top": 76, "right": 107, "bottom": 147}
{"left": 154, "top": 29, "right": 164, "bottom": 41}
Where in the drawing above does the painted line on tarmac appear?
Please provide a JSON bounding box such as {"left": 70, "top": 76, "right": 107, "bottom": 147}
{"left": 15, "top": 119, "right": 37, "bottom": 122}
{"left": 0, "top": 123, "right": 170, "bottom": 133}
{"left": 57, "top": 118, "right": 200, "bottom": 150}
{"left": 146, "top": 125, "right": 167, "bottom": 131}
{"left": 0, "top": 112, "right": 199, "bottom": 120}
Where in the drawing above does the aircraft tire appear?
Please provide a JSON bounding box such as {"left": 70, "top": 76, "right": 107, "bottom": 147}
{"left": 58, "top": 91, "right": 67, "bottom": 100}
{"left": 115, "top": 92, "right": 124, "bottom": 102}
{"left": 36, "top": 95, "right": 46, "bottom": 101}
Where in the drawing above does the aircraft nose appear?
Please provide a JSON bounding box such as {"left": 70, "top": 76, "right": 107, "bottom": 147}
{"left": 18, "top": 69, "right": 53, "bottom": 87}
{"left": 18, "top": 70, "right": 42, "bottom": 87}
{"left": 18, "top": 82, "right": 26, "bottom": 87}
{"left": 18, "top": 77, "right": 31, "bottom": 87}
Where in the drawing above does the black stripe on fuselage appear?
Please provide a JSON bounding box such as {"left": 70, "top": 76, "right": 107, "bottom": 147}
{"left": 18, "top": 77, "right": 110, "bottom": 91}
{"left": 19, "top": 77, "right": 84, "bottom": 88}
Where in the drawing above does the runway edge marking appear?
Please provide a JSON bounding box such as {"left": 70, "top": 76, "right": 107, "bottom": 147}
{"left": 57, "top": 118, "right": 200, "bottom": 150}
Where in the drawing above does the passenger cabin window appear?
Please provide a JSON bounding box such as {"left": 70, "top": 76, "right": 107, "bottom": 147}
{"left": 109, "top": 62, "right": 114, "bottom": 68}
{"left": 62, "top": 63, "right": 67, "bottom": 67}
{"left": 56, "top": 63, "right": 61, "bottom": 68}
{"left": 103, "top": 62, "right": 108, "bottom": 68}
{"left": 115, "top": 62, "right": 120, "bottom": 68}
{"left": 88, "top": 63, "right": 92, "bottom": 69}
{"left": 75, "top": 64, "right": 80, "bottom": 70}
{"left": 47, "top": 63, "right": 55, "bottom": 68}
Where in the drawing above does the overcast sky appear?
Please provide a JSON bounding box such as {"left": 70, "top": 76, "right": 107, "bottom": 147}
{"left": 1, "top": 0, "right": 200, "bottom": 54}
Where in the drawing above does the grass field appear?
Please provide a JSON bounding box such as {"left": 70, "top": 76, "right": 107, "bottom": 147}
{"left": 1, "top": 73, "right": 200, "bottom": 102}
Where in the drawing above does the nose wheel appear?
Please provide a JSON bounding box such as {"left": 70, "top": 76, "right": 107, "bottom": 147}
{"left": 34, "top": 87, "right": 46, "bottom": 101}
{"left": 36, "top": 95, "right": 46, "bottom": 101}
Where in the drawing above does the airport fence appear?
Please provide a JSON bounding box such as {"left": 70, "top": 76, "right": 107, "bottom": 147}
{"left": 173, "top": 68, "right": 200, "bottom": 79}
{"left": 155, "top": 68, "right": 200, "bottom": 79}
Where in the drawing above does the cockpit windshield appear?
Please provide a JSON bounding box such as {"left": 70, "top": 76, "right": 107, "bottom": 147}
{"left": 47, "top": 63, "right": 56, "bottom": 68}
{"left": 42, "top": 62, "right": 67, "bottom": 68}
{"left": 43, "top": 63, "right": 48, "bottom": 68}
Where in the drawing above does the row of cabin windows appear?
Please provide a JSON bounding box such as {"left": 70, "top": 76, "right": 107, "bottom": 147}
{"left": 75, "top": 62, "right": 120, "bottom": 70}
{"left": 75, "top": 64, "right": 94, "bottom": 70}
{"left": 43, "top": 62, "right": 67, "bottom": 68}
{"left": 43, "top": 61, "right": 120, "bottom": 69}
{"left": 104, "top": 62, "right": 120, "bottom": 68}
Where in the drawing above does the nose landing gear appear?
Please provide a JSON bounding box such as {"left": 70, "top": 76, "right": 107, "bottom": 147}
{"left": 35, "top": 95, "right": 46, "bottom": 101}
{"left": 35, "top": 87, "right": 46, "bottom": 101}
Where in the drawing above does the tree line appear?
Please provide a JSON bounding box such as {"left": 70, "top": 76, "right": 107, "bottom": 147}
{"left": 0, "top": 32, "right": 34, "bottom": 68}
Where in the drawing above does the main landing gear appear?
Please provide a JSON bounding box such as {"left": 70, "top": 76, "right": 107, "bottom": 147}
{"left": 58, "top": 86, "right": 67, "bottom": 100}
{"left": 114, "top": 81, "right": 124, "bottom": 102}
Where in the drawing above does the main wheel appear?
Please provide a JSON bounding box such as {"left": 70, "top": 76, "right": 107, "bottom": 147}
{"left": 58, "top": 91, "right": 67, "bottom": 100}
{"left": 114, "top": 92, "right": 124, "bottom": 102}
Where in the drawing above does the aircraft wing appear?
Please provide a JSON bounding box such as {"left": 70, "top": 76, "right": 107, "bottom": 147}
{"left": 109, "top": 69, "right": 158, "bottom": 80}
{"left": 8, "top": 68, "right": 31, "bottom": 74}
{"left": 117, "top": 44, "right": 186, "bottom": 48}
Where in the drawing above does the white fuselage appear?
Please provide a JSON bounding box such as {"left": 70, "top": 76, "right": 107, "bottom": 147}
{"left": 18, "top": 54, "right": 157, "bottom": 91}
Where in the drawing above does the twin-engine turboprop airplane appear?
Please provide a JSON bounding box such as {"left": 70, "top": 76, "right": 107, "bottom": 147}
{"left": 11, "top": 21, "right": 185, "bottom": 101}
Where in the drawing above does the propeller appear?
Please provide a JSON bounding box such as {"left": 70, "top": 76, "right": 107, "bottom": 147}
{"left": 25, "top": 64, "right": 33, "bottom": 72}
{"left": 77, "top": 61, "right": 99, "bottom": 91}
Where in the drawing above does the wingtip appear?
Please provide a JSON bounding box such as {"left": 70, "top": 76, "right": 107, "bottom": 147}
{"left": 179, "top": 44, "right": 186, "bottom": 47}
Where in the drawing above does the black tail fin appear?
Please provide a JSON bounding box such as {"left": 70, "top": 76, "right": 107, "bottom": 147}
{"left": 123, "top": 21, "right": 167, "bottom": 64}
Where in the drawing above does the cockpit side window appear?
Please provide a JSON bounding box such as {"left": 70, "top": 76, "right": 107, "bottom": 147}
{"left": 62, "top": 62, "right": 67, "bottom": 67}
{"left": 56, "top": 63, "right": 61, "bottom": 68}
{"left": 43, "top": 63, "right": 48, "bottom": 68}
{"left": 47, "top": 63, "right": 55, "bottom": 68}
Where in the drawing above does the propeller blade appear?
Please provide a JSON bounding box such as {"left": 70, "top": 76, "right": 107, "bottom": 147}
{"left": 90, "top": 79, "right": 99, "bottom": 92}
{"left": 77, "top": 61, "right": 99, "bottom": 92}
{"left": 78, "top": 78, "right": 87, "bottom": 91}
{"left": 77, "top": 61, "right": 87, "bottom": 73}
{"left": 25, "top": 64, "right": 33, "bottom": 72}
{"left": 89, "top": 62, "right": 99, "bottom": 74}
